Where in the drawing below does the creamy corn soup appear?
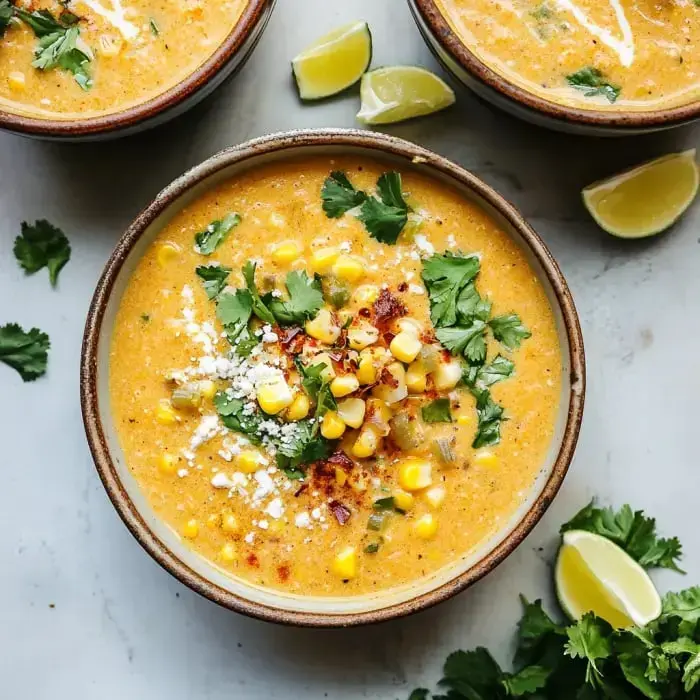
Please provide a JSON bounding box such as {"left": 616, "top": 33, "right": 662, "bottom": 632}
{"left": 0, "top": 0, "right": 246, "bottom": 119}
{"left": 436, "top": 0, "right": 700, "bottom": 111}
{"left": 110, "top": 156, "right": 562, "bottom": 596}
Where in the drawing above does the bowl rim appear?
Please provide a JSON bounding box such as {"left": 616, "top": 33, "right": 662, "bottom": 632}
{"left": 80, "top": 128, "right": 586, "bottom": 627}
{"left": 411, "top": 0, "right": 700, "bottom": 130}
{"left": 0, "top": 0, "right": 273, "bottom": 138}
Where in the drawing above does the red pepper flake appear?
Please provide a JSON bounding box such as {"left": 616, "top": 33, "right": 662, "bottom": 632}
{"left": 358, "top": 307, "right": 371, "bottom": 318}
{"left": 326, "top": 450, "right": 354, "bottom": 470}
{"left": 246, "top": 553, "right": 259, "bottom": 568}
{"left": 329, "top": 500, "right": 352, "bottom": 525}
{"left": 373, "top": 289, "right": 407, "bottom": 329}
{"left": 280, "top": 327, "right": 305, "bottom": 354}
{"left": 397, "top": 282, "right": 408, "bottom": 292}
{"left": 380, "top": 365, "right": 400, "bottom": 388}
{"left": 294, "top": 483, "right": 309, "bottom": 498}
{"left": 277, "top": 564, "right": 291, "bottom": 582}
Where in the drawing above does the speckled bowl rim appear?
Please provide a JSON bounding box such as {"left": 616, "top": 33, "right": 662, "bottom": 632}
{"left": 410, "top": 0, "right": 700, "bottom": 130}
{"left": 80, "top": 128, "right": 586, "bottom": 627}
{"left": 0, "top": 0, "right": 273, "bottom": 139}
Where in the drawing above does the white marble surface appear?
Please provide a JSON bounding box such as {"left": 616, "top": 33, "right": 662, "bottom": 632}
{"left": 1, "top": 0, "right": 698, "bottom": 697}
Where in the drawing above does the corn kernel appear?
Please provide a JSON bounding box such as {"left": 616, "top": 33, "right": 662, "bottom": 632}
{"left": 351, "top": 477, "right": 367, "bottom": 492}
{"left": 206, "top": 514, "right": 219, "bottom": 529}
{"left": 335, "top": 467, "right": 348, "bottom": 486}
{"left": 393, "top": 489, "right": 415, "bottom": 511}
{"left": 157, "top": 453, "right": 178, "bottom": 475}
{"left": 351, "top": 426, "right": 378, "bottom": 458}
{"left": 157, "top": 242, "right": 180, "bottom": 267}
{"left": 236, "top": 450, "right": 265, "bottom": 474}
{"left": 432, "top": 358, "right": 463, "bottom": 391}
{"left": 7, "top": 71, "right": 26, "bottom": 92}
{"left": 332, "top": 255, "right": 366, "bottom": 283}
{"left": 414, "top": 513, "right": 438, "bottom": 539}
{"left": 198, "top": 380, "right": 217, "bottom": 400}
{"left": 321, "top": 411, "right": 346, "bottom": 439}
{"left": 271, "top": 240, "right": 301, "bottom": 265}
{"left": 182, "top": 519, "right": 199, "bottom": 539}
{"left": 424, "top": 486, "right": 446, "bottom": 508}
{"left": 155, "top": 399, "right": 178, "bottom": 425}
{"left": 457, "top": 415, "right": 472, "bottom": 426}
{"left": 221, "top": 512, "right": 239, "bottom": 533}
{"left": 405, "top": 361, "right": 427, "bottom": 393}
{"left": 310, "top": 247, "right": 340, "bottom": 274}
{"left": 372, "top": 362, "right": 408, "bottom": 404}
{"left": 305, "top": 308, "right": 341, "bottom": 345}
{"left": 257, "top": 379, "right": 294, "bottom": 415}
{"left": 286, "top": 393, "right": 310, "bottom": 421}
{"left": 353, "top": 284, "right": 380, "bottom": 305}
{"left": 336, "top": 398, "right": 366, "bottom": 428}
{"left": 269, "top": 212, "right": 287, "bottom": 228}
{"left": 395, "top": 318, "right": 423, "bottom": 337}
{"left": 219, "top": 543, "right": 238, "bottom": 563}
{"left": 357, "top": 351, "right": 377, "bottom": 384}
{"left": 98, "top": 34, "right": 123, "bottom": 57}
{"left": 332, "top": 546, "right": 358, "bottom": 579}
{"left": 364, "top": 398, "right": 392, "bottom": 435}
{"left": 310, "top": 352, "right": 336, "bottom": 381}
{"left": 474, "top": 451, "right": 499, "bottom": 469}
{"left": 330, "top": 374, "right": 360, "bottom": 398}
{"left": 390, "top": 331, "right": 422, "bottom": 364}
{"left": 348, "top": 324, "right": 379, "bottom": 351}
{"left": 397, "top": 457, "right": 433, "bottom": 491}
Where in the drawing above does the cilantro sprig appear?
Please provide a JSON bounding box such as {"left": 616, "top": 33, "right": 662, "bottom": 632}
{"left": 195, "top": 264, "right": 231, "bottom": 299}
{"left": 268, "top": 270, "right": 324, "bottom": 325}
{"left": 194, "top": 213, "right": 241, "bottom": 255}
{"left": 421, "top": 398, "right": 453, "bottom": 424}
{"left": 13, "top": 220, "right": 71, "bottom": 286}
{"left": 320, "top": 170, "right": 411, "bottom": 244}
{"left": 0, "top": 323, "right": 50, "bottom": 381}
{"left": 567, "top": 67, "right": 621, "bottom": 103}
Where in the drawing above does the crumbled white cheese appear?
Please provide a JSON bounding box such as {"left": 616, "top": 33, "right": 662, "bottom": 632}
{"left": 189, "top": 415, "right": 220, "bottom": 451}
{"left": 409, "top": 284, "right": 425, "bottom": 295}
{"left": 211, "top": 472, "right": 235, "bottom": 489}
{"left": 414, "top": 234, "right": 434, "bottom": 255}
{"left": 295, "top": 512, "right": 311, "bottom": 529}
{"left": 177, "top": 469, "right": 189, "bottom": 478}
{"left": 258, "top": 520, "right": 269, "bottom": 530}
{"left": 265, "top": 498, "right": 284, "bottom": 520}
{"left": 244, "top": 532, "right": 255, "bottom": 544}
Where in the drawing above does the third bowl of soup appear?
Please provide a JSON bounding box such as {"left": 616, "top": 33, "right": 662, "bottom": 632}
{"left": 409, "top": 0, "right": 700, "bottom": 134}
{"left": 81, "top": 129, "right": 585, "bottom": 625}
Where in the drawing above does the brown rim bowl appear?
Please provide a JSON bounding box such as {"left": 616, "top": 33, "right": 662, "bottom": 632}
{"left": 408, "top": 0, "right": 700, "bottom": 135}
{"left": 80, "top": 128, "right": 586, "bottom": 627}
{"left": 0, "top": 0, "right": 274, "bottom": 141}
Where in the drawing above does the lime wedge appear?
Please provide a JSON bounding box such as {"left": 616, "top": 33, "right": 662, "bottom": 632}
{"left": 555, "top": 530, "right": 662, "bottom": 628}
{"left": 356, "top": 66, "right": 455, "bottom": 125}
{"left": 292, "top": 21, "right": 372, "bottom": 100}
{"left": 582, "top": 149, "right": 699, "bottom": 239}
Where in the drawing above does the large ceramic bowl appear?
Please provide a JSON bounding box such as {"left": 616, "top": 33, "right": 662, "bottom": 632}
{"left": 408, "top": 0, "right": 700, "bottom": 136}
{"left": 81, "top": 129, "right": 585, "bottom": 627}
{"left": 0, "top": 0, "right": 274, "bottom": 141}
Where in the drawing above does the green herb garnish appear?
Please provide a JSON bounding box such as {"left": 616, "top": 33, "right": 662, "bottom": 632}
{"left": 268, "top": 270, "right": 324, "bottom": 325}
{"left": 321, "top": 171, "right": 367, "bottom": 217}
{"left": 213, "top": 392, "right": 263, "bottom": 442}
{"left": 421, "top": 252, "right": 481, "bottom": 327}
{"left": 195, "top": 264, "right": 231, "bottom": 299}
{"left": 149, "top": 17, "right": 159, "bottom": 35}
{"left": 566, "top": 67, "right": 621, "bottom": 103}
{"left": 216, "top": 289, "right": 253, "bottom": 343}
{"left": 0, "top": 0, "right": 13, "bottom": 36}
{"left": 421, "top": 398, "right": 453, "bottom": 424}
{"left": 471, "top": 387, "right": 505, "bottom": 449}
{"left": 364, "top": 541, "right": 381, "bottom": 554}
{"left": 194, "top": 213, "right": 241, "bottom": 255}
{"left": 561, "top": 501, "right": 684, "bottom": 572}
{"left": 13, "top": 220, "right": 71, "bottom": 286}
{"left": 276, "top": 418, "right": 333, "bottom": 472}
{"left": 140, "top": 313, "right": 151, "bottom": 323}
{"left": 489, "top": 313, "right": 532, "bottom": 350}
{"left": 242, "top": 261, "right": 276, "bottom": 324}
{"left": 0, "top": 323, "right": 50, "bottom": 381}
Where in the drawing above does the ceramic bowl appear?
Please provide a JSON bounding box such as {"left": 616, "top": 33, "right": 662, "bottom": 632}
{"left": 0, "top": 0, "right": 274, "bottom": 141}
{"left": 81, "top": 129, "right": 586, "bottom": 626}
{"left": 408, "top": 0, "right": 700, "bottom": 136}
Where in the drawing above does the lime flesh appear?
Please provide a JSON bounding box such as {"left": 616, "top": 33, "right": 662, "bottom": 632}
{"left": 582, "top": 149, "right": 698, "bottom": 239}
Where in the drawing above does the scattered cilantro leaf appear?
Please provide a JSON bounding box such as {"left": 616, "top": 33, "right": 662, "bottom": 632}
{"left": 0, "top": 323, "right": 50, "bottom": 381}
{"left": 436, "top": 319, "right": 487, "bottom": 365}
{"left": 567, "top": 67, "right": 621, "bottom": 103}
{"left": 442, "top": 648, "right": 505, "bottom": 696}
{"left": 276, "top": 419, "right": 332, "bottom": 471}
{"left": 502, "top": 665, "right": 552, "bottom": 695}
{"left": 296, "top": 359, "right": 326, "bottom": 399}
{"left": 213, "top": 392, "right": 263, "bottom": 442}
{"left": 357, "top": 172, "right": 410, "bottom": 245}
{"left": 216, "top": 289, "right": 253, "bottom": 343}
{"left": 376, "top": 172, "right": 410, "bottom": 211}
{"left": 372, "top": 497, "right": 406, "bottom": 515}
{"left": 561, "top": 501, "right": 684, "bottom": 572}
{"left": 422, "top": 252, "right": 480, "bottom": 327}
{"left": 269, "top": 270, "right": 323, "bottom": 325}
{"left": 194, "top": 213, "right": 241, "bottom": 255}
{"left": 13, "top": 219, "right": 71, "bottom": 286}
{"left": 140, "top": 313, "right": 150, "bottom": 323}
{"left": 477, "top": 355, "right": 515, "bottom": 387}
{"left": 149, "top": 17, "right": 159, "bottom": 35}
{"left": 0, "top": 0, "right": 13, "bottom": 36}
{"left": 564, "top": 613, "right": 613, "bottom": 685}
{"left": 661, "top": 588, "right": 700, "bottom": 624}
{"left": 321, "top": 171, "right": 367, "bottom": 218}
{"left": 364, "top": 541, "right": 382, "bottom": 554}
{"left": 195, "top": 264, "right": 231, "bottom": 299}
{"left": 471, "top": 388, "right": 505, "bottom": 449}
{"left": 456, "top": 282, "right": 491, "bottom": 322}
{"left": 242, "top": 261, "right": 276, "bottom": 324}
{"left": 421, "top": 398, "right": 453, "bottom": 423}
{"left": 489, "top": 314, "right": 532, "bottom": 350}
{"left": 13, "top": 8, "right": 63, "bottom": 35}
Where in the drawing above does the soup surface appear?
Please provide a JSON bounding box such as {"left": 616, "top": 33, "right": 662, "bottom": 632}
{"left": 0, "top": 0, "right": 246, "bottom": 119}
{"left": 110, "top": 156, "right": 562, "bottom": 596}
{"left": 436, "top": 0, "right": 700, "bottom": 111}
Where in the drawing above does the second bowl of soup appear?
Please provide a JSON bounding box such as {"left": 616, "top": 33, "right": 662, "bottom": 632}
{"left": 81, "top": 129, "right": 585, "bottom": 625}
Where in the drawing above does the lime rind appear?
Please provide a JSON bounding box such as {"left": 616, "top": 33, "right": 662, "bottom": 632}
{"left": 291, "top": 21, "right": 372, "bottom": 100}
{"left": 582, "top": 149, "right": 699, "bottom": 239}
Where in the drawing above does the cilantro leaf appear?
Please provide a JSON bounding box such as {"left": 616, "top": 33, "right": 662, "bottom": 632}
{"left": 421, "top": 398, "right": 453, "bottom": 423}
{"left": 477, "top": 355, "right": 515, "bottom": 387}
{"left": 564, "top": 613, "right": 613, "bottom": 685}
{"left": 567, "top": 67, "right": 621, "bottom": 103}
{"left": 296, "top": 359, "right": 326, "bottom": 399}
{"left": 216, "top": 289, "right": 253, "bottom": 343}
{"left": 321, "top": 171, "right": 367, "bottom": 218}
{"left": 195, "top": 264, "right": 231, "bottom": 299}
{"left": 561, "top": 501, "right": 684, "bottom": 572}
{"left": 149, "top": 17, "right": 159, "bottom": 35}
{"left": 241, "top": 261, "right": 275, "bottom": 324}
{"left": 436, "top": 319, "right": 487, "bottom": 365}
{"left": 0, "top": 0, "right": 13, "bottom": 36}
{"left": 422, "top": 252, "right": 480, "bottom": 326}
{"left": 13, "top": 220, "right": 71, "bottom": 286}
{"left": 269, "top": 271, "right": 324, "bottom": 325}
{"left": 489, "top": 314, "right": 531, "bottom": 351}
{"left": 14, "top": 8, "right": 63, "bottom": 35}
{"left": 471, "top": 388, "right": 505, "bottom": 449}
{"left": 0, "top": 323, "right": 50, "bottom": 381}
{"left": 358, "top": 172, "right": 410, "bottom": 245}
{"left": 441, "top": 648, "right": 505, "bottom": 697}
{"left": 502, "top": 665, "right": 552, "bottom": 696}
{"left": 456, "top": 282, "right": 491, "bottom": 322}
{"left": 194, "top": 213, "right": 241, "bottom": 255}
{"left": 213, "top": 392, "right": 263, "bottom": 443}
{"left": 276, "top": 419, "right": 332, "bottom": 470}
{"left": 661, "top": 588, "right": 700, "bottom": 624}
{"left": 515, "top": 597, "right": 566, "bottom": 666}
